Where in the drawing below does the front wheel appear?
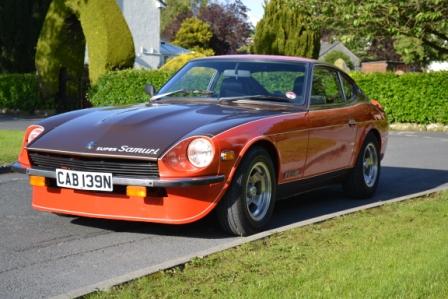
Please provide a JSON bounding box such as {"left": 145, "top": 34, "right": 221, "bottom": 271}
{"left": 217, "top": 147, "right": 276, "bottom": 236}
{"left": 343, "top": 133, "right": 381, "bottom": 198}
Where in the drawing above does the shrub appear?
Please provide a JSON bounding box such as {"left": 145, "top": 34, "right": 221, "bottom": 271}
{"left": 322, "top": 50, "right": 354, "bottom": 69}
{"left": 0, "top": 73, "right": 50, "bottom": 112}
{"left": 88, "top": 69, "right": 172, "bottom": 106}
{"left": 160, "top": 51, "right": 212, "bottom": 74}
{"left": 351, "top": 72, "right": 448, "bottom": 124}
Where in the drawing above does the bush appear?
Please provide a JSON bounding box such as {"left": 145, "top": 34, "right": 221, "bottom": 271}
{"left": 0, "top": 73, "right": 50, "bottom": 112}
{"left": 88, "top": 69, "right": 172, "bottom": 106}
{"left": 322, "top": 50, "right": 354, "bottom": 69}
{"left": 351, "top": 72, "right": 448, "bottom": 124}
{"left": 160, "top": 51, "right": 212, "bottom": 74}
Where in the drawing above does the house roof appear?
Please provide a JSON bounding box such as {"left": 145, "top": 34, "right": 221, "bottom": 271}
{"left": 160, "top": 41, "right": 190, "bottom": 56}
{"left": 319, "top": 41, "right": 340, "bottom": 57}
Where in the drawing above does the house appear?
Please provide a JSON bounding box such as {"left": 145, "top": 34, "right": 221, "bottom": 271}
{"left": 115, "top": 0, "right": 166, "bottom": 69}
{"left": 319, "top": 41, "right": 361, "bottom": 70}
{"left": 160, "top": 41, "right": 191, "bottom": 65}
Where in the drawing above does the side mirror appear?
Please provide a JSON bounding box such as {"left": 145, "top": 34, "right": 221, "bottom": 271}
{"left": 144, "top": 84, "right": 155, "bottom": 97}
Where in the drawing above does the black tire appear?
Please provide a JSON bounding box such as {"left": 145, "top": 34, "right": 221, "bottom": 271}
{"left": 217, "top": 147, "right": 276, "bottom": 236}
{"left": 343, "top": 133, "right": 381, "bottom": 198}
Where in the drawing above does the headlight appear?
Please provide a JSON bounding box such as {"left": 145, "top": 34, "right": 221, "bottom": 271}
{"left": 27, "top": 126, "right": 44, "bottom": 144}
{"left": 187, "top": 137, "right": 214, "bottom": 168}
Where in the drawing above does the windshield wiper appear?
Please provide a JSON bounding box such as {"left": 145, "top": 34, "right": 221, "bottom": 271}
{"left": 151, "top": 89, "right": 213, "bottom": 101}
{"left": 218, "top": 94, "right": 292, "bottom": 103}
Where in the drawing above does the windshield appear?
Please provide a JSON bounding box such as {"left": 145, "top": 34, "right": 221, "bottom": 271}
{"left": 157, "top": 60, "right": 308, "bottom": 104}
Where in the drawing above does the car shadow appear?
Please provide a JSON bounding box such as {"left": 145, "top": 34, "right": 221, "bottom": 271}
{"left": 69, "top": 166, "right": 448, "bottom": 238}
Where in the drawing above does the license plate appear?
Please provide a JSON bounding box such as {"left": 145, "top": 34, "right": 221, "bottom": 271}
{"left": 56, "top": 169, "right": 113, "bottom": 192}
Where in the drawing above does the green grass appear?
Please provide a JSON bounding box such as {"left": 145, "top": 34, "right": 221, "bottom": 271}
{"left": 0, "top": 130, "right": 23, "bottom": 165}
{"left": 87, "top": 192, "right": 448, "bottom": 299}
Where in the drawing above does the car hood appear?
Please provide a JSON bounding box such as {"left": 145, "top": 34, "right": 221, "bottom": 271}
{"left": 28, "top": 102, "right": 295, "bottom": 159}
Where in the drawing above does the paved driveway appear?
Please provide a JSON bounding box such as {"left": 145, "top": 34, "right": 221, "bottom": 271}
{"left": 0, "top": 115, "right": 43, "bottom": 130}
{"left": 0, "top": 131, "right": 447, "bottom": 298}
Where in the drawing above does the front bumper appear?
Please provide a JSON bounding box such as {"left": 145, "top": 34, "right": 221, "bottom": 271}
{"left": 12, "top": 162, "right": 227, "bottom": 224}
{"left": 11, "top": 162, "right": 225, "bottom": 187}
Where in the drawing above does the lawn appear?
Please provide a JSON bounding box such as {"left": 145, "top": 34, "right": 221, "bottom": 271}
{"left": 88, "top": 191, "right": 448, "bottom": 299}
{"left": 0, "top": 130, "right": 23, "bottom": 165}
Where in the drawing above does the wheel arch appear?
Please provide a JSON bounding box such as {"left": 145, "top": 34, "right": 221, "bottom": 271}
{"left": 226, "top": 137, "right": 281, "bottom": 185}
{"left": 350, "top": 126, "right": 383, "bottom": 167}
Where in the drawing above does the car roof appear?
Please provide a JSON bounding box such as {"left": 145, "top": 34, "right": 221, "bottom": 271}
{"left": 193, "top": 54, "right": 317, "bottom": 64}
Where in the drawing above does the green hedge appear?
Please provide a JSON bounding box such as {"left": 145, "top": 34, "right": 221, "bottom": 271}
{"left": 0, "top": 73, "right": 49, "bottom": 112}
{"left": 88, "top": 69, "right": 172, "bottom": 106}
{"left": 351, "top": 72, "right": 448, "bottom": 124}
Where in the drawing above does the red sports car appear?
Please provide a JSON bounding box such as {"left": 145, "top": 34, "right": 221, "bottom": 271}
{"left": 13, "top": 55, "right": 388, "bottom": 236}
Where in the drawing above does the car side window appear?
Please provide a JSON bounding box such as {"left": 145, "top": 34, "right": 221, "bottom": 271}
{"left": 310, "top": 67, "right": 345, "bottom": 106}
{"left": 340, "top": 74, "right": 356, "bottom": 102}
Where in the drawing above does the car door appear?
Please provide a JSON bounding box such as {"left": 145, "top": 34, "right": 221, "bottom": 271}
{"left": 303, "top": 66, "right": 357, "bottom": 177}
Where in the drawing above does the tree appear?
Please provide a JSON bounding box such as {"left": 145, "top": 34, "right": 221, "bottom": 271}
{"left": 253, "top": 0, "right": 320, "bottom": 58}
{"left": 290, "top": 0, "right": 448, "bottom": 65}
{"left": 161, "top": 0, "right": 207, "bottom": 35}
{"left": 0, "top": 0, "right": 52, "bottom": 73}
{"left": 199, "top": 1, "right": 252, "bottom": 55}
{"left": 172, "top": 17, "right": 213, "bottom": 51}
{"left": 162, "top": 1, "right": 252, "bottom": 55}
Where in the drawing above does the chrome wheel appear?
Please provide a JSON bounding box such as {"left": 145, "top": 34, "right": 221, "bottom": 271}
{"left": 245, "top": 162, "right": 272, "bottom": 222}
{"left": 363, "top": 143, "right": 378, "bottom": 188}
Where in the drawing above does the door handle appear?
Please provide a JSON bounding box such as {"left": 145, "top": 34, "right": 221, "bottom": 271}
{"left": 348, "top": 119, "right": 357, "bottom": 127}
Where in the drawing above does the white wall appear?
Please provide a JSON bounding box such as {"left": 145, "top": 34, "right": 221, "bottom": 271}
{"left": 116, "top": 0, "right": 163, "bottom": 69}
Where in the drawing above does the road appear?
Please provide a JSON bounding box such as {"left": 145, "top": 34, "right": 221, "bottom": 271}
{"left": 1, "top": 131, "right": 447, "bottom": 298}
{"left": 0, "top": 115, "right": 42, "bottom": 130}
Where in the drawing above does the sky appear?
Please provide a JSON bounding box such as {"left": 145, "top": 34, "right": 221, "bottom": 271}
{"left": 241, "top": 0, "right": 265, "bottom": 26}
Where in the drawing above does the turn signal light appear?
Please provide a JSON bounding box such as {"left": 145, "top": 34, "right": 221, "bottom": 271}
{"left": 29, "top": 176, "right": 46, "bottom": 187}
{"left": 126, "top": 186, "right": 147, "bottom": 198}
{"left": 220, "top": 150, "right": 235, "bottom": 161}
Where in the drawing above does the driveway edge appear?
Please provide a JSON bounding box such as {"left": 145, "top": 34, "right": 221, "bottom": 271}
{"left": 51, "top": 185, "right": 448, "bottom": 299}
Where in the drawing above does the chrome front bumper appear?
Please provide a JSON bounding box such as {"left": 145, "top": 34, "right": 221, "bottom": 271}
{"left": 11, "top": 162, "right": 225, "bottom": 187}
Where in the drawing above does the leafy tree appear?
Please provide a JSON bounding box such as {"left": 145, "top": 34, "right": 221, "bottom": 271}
{"left": 161, "top": 0, "right": 207, "bottom": 35}
{"left": 162, "top": 1, "right": 252, "bottom": 55}
{"left": 199, "top": 0, "right": 252, "bottom": 55}
{"left": 253, "top": 0, "right": 320, "bottom": 58}
{"left": 290, "top": 0, "right": 448, "bottom": 65}
{"left": 322, "top": 50, "right": 354, "bottom": 69}
{"left": 0, "top": 0, "right": 52, "bottom": 72}
{"left": 172, "top": 17, "right": 213, "bottom": 51}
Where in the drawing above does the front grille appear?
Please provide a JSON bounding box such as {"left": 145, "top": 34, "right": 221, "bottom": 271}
{"left": 29, "top": 151, "right": 159, "bottom": 178}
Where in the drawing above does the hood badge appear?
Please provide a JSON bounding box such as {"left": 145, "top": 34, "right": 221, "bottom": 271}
{"left": 90, "top": 145, "right": 160, "bottom": 156}
{"left": 86, "top": 141, "right": 96, "bottom": 150}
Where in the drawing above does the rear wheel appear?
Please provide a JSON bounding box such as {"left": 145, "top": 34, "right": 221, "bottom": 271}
{"left": 343, "top": 133, "right": 381, "bottom": 198}
{"left": 217, "top": 147, "right": 276, "bottom": 236}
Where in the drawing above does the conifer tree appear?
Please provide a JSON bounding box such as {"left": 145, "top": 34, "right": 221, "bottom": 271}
{"left": 253, "top": 0, "right": 320, "bottom": 58}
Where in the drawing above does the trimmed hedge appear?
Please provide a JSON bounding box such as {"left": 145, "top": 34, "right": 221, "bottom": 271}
{"left": 351, "top": 72, "right": 448, "bottom": 124}
{"left": 0, "top": 73, "right": 50, "bottom": 112}
{"left": 88, "top": 69, "right": 172, "bottom": 106}
{"left": 35, "top": 0, "right": 135, "bottom": 104}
